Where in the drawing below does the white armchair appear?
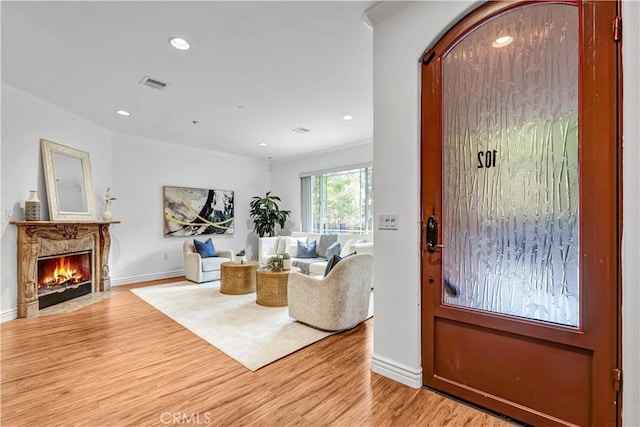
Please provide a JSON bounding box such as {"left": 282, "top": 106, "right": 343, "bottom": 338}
{"left": 287, "top": 253, "right": 373, "bottom": 331}
{"left": 183, "top": 241, "right": 233, "bottom": 283}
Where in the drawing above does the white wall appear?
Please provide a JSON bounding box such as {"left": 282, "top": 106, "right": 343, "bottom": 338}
{"left": 372, "top": 1, "right": 639, "bottom": 425}
{"left": 371, "top": 0, "right": 478, "bottom": 388}
{"left": 270, "top": 140, "right": 372, "bottom": 232}
{"left": 622, "top": 1, "right": 640, "bottom": 424}
{"left": 0, "top": 83, "right": 114, "bottom": 320}
{"left": 0, "top": 83, "right": 3, "bottom": 325}
{"left": 110, "top": 134, "right": 270, "bottom": 284}
{"left": 0, "top": 83, "right": 271, "bottom": 319}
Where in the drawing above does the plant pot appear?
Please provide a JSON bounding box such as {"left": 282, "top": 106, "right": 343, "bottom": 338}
{"left": 235, "top": 255, "right": 247, "bottom": 264}
{"left": 283, "top": 259, "right": 292, "bottom": 270}
{"left": 102, "top": 211, "right": 113, "bottom": 221}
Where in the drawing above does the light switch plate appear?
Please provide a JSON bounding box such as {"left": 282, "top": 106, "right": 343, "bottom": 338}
{"left": 5, "top": 209, "right": 12, "bottom": 220}
{"left": 378, "top": 213, "right": 398, "bottom": 230}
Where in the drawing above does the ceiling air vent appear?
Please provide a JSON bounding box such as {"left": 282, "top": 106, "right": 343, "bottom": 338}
{"left": 140, "top": 76, "right": 169, "bottom": 90}
{"left": 291, "top": 127, "right": 310, "bottom": 134}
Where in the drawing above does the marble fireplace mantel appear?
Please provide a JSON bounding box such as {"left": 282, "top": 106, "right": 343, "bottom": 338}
{"left": 10, "top": 221, "right": 119, "bottom": 318}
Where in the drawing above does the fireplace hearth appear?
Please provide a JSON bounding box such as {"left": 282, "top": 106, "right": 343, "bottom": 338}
{"left": 10, "top": 221, "right": 119, "bottom": 317}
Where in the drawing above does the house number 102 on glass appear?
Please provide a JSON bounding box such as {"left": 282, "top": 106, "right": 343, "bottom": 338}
{"left": 477, "top": 150, "right": 498, "bottom": 168}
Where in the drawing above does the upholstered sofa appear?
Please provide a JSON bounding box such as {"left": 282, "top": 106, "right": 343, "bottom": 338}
{"left": 258, "top": 231, "right": 373, "bottom": 276}
{"left": 288, "top": 253, "right": 373, "bottom": 331}
{"left": 183, "top": 240, "right": 233, "bottom": 283}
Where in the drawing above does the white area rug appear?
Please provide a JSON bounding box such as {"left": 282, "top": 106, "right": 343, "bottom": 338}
{"left": 131, "top": 281, "right": 372, "bottom": 371}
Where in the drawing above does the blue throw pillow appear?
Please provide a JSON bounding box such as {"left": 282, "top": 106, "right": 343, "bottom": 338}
{"left": 296, "top": 240, "right": 317, "bottom": 258}
{"left": 324, "top": 253, "right": 342, "bottom": 276}
{"left": 325, "top": 242, "right": 341, "bottom": 260}
{"left": 193, "top": 238, "right": 217, "bottom": 258}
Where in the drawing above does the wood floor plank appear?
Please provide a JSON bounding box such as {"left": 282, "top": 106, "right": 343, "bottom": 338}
{"left": 1, "top": 280, "right": 518, "bottom": 426}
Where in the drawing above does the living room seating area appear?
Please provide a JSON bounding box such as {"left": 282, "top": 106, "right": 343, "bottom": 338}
{"left": 258, "top": 232, "right": 374, "bottom": 277}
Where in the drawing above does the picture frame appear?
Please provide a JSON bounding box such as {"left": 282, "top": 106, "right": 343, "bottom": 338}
{"left": 163, "top": 186, "right": 234, "bottom": 236}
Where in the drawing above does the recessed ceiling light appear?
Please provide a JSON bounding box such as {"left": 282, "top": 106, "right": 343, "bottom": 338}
{"left": 169, "top": 37, "right": 191, "bottom": 51}
{"left": 342, "top": 115, "right": 354, "bottom": 121}
{"left": 237, "top": 105, "right": 247, "bottom": 110}
{"left": 116, "top": 110, "right": 130, "bottom": 116}
{"left": 492, "top": 35, "right": 513, "bottom": 48}
{"left": 259, "top": 143, "right": 267, "bottom": 147}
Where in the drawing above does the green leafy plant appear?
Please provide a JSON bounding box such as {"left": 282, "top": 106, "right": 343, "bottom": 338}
{"left": 249, "top": 192, "right": 291, "bottom": 237}
{"left": 264, "top": 255, "right": 284, "bottom": 272}
{"left": 236, "top": 249, "right": 246, "bottom": 257}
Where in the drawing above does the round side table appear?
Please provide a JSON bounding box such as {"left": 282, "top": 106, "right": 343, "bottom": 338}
{"left": 256, "top": 267, "right": 301, "bottom": 307}
{"left": 220, "top": 261, "right": 259, "bottom": 295}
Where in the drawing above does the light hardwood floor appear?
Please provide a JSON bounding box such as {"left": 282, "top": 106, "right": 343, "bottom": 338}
{"left": 1, "top": 280, "right": 517, "bottom": 427}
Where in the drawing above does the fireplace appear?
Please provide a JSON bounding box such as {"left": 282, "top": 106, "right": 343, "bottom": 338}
{"left": 10, "top": 221, "right": 118, "bottom": 317}
{"left": 37, "top": 251, "right": 93, "bottom": 309}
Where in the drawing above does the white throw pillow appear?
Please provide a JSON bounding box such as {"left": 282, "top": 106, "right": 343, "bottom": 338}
{"left": 275, "top": 236, "right": 288, "bottom": 255}
{"left": 265, "top": 243, "right": 276, "bottom": 257}
{"left": 261, "top": 237, "right": 278, "bottom": 256}
{"left": 339, "top": 239, "right": 355, "bottom": 258}
{"left": 286, "top": 236, "right": 307, "bottom": 257}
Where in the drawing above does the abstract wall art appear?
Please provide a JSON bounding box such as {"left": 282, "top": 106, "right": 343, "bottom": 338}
{"left": 163, "top": 186, "right": 234, "bottom": 236}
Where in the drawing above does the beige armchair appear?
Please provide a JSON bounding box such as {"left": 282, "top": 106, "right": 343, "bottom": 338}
{"left": 287, "top": 253, "right": 373, "bottom": 331}
{"left": 183, "top": 241, "right": 233, "bottom": 283}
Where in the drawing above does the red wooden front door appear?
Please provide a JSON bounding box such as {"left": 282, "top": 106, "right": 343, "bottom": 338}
{"left": 420, "top": 1, "right": 621, "bottom": 425}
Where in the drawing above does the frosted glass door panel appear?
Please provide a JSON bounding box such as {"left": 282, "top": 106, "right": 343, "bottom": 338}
{"left": 441, "top": 4, "right": 579, "bottom": 327}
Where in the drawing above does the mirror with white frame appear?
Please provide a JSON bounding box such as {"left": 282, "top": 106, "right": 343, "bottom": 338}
{"left": 41, "top": 139, "right": 96, "bottom": 221}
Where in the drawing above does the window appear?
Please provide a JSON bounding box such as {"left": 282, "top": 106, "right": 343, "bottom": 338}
{"left": 301, "top": 166, "right": 373, "bottom": 234}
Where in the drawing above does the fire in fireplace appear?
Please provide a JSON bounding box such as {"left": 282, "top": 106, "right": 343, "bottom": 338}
{"left": 37, "top": 251, "right": 92, "bottom": 309}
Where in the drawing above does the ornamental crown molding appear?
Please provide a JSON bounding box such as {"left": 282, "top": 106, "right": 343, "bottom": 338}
{"left": 362, "top": 1, "right": 415, "bottom": 30}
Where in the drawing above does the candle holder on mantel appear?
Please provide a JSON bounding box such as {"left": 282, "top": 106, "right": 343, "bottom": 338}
{"left": 24, "top": 190, "right": 41, "bottom": 221}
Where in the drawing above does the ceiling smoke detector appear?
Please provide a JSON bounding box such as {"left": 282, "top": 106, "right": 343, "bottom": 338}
{"left": 291, "top": 127, "right": 310, "bottom": 134}
{"left": 140, "top": 76, "right": 169, "bottom": 91}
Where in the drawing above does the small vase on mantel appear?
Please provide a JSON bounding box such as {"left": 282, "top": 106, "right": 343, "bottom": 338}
{"left": 102, "top": 187, "right": 116, "bottom": 222}
{"left": 24, "top": 190, "right": 41, "bottom": 221}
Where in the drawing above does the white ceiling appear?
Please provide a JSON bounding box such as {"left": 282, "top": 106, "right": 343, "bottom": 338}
{"left": 1, "top": 1, "right": 375, "bottom": 160}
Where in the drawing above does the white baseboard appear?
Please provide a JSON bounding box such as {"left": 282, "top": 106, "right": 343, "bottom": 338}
{"left": 1, "top": 308, "right": 18, "bottom": 323}
{"left": 110, "top": 269, "right": 185, "bottom": 286}
{"left": 371, "top": 353, "right": 422, "bottom": 389}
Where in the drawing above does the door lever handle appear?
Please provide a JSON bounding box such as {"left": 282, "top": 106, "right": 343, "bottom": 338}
{"left": 425, "top": 214, "right": 442, "bottom": 253}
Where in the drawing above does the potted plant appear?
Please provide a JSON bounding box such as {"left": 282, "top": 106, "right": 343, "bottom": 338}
{"left": 235, "top": 249, "right": 247, "bottom": 264}
{"left": 263, "top": 255, "right": 284, "bottom": 272}
{"left": 249, "top": 192, "right": 291, "bottom": 237}
{"left": 282, "top": 253, "right": 292, "bottom": 270}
